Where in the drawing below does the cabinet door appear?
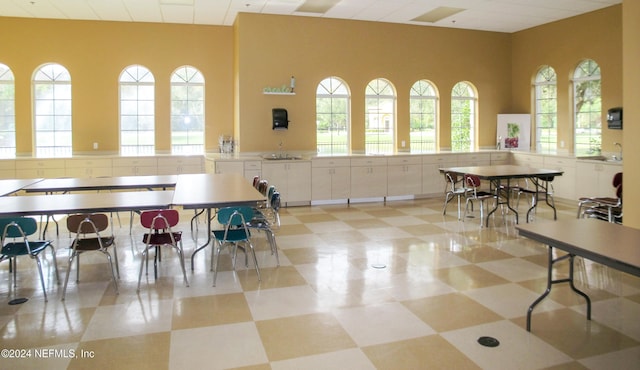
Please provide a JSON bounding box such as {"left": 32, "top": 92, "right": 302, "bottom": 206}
{"left": 215, "top": 161, "right": 244, "bottom": 174}
{"left": 599, "top": 164, "right": 622, "bottom": 198}
{"left": 311, "top": 166, "right": 350, "bottom": 200}
{"left": 286, "top": 162, "right": 311, "bottom": 203}
{"left": 350, "top": 166, "right": 387, "bottom": 198}
{"left": 387, "top": 164, "right": 422, "bottom": 196}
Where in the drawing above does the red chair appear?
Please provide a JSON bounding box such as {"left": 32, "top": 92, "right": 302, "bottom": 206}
{"left": 137, "top": 209, "right": 189, "bottom": 292}
{"left": 577, "top": 172, "right": 622, "bottom": 219}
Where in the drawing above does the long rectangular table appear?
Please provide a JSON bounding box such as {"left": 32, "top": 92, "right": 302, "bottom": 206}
{"left": 516, "top": 219, "right": 640, "bottom": 331}
{"left": 22, "top": 175, "right": 178, "bottom": 193}
{"left": 0, "top": 178, "right": 43, "bottom": 196}
{"left": 440, "top": 165, "right": 563, "bottom": 227}
{"left": 172, "top": 173, "right": 265, "bottom": 270}
{"left": 0, "top": 191, "right": 175, "bottom": 217}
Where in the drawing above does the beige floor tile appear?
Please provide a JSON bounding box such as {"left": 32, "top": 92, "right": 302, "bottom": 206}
{"left": 170, "top": 322, "right": 268, "bottom": 369}
{"left": 171, "top": 293, "right": 252, "bottom": 330}
{"left": 256, "top": 313, "right": 357, "bottom": 362}
{"left": 452, "top": 243, "right": 514, "bottom": 263}
{"left": 238, "top": 265, "right": 307, "bottom": 291}
{"left": 295, "top": 213, "right": 339, "bottom": 224}
{"left": 69, "top": 332, "right": 170, "bottom": 370}
{"left": 270, "top": 348, "right": 376, "bottom": 370}
{"left": 511, "top": 308, "right": 639, "bottom": 359}
{"left": 464, "top": 283, "right": 565, "bottom": 319}
{"left": 434, "top": 264, "right": 510, "bottom": 290}
{"left": 333, "top": 301, "right": 436, "bottom": 346}
{"left": 403, "top": 293, "right": 503, "bottom": 332}
{"left": 362, "top": 335, "right": 480, "bottom": 370}
{"left": 0, "top": 306, "right": 95, "bottom": 348}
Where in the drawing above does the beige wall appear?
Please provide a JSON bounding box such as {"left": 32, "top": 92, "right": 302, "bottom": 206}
{"left": 511, "top": 5, "right": 623, "bottom": 155}
{"left": 235, "top": 13, "right": 512, "bottom": 153}
{"left": 622, "top": 0, "right": 639, "bottom": 229}
{"left": 0, "top": 17, "right": 234, "bottom": 155}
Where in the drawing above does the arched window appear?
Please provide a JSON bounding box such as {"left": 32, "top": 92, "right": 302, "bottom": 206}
{"left": 365, "top": 78, "right": 395, "bottom": 154}
{"left": 33, "top": 63, "right": 72, "bottom": 158}
{"left": 120, "top": 65, "right": 155, "bottom": 156}
{"left": 316, "top": 77, "right": 350, "bottom": 155}
{"left": 573, "top": 59, "right": 601, "bottom": 156}
{"left": 0, "top": 64, "right": 16, "bottom": 158}
{"left": 534, "top": 66, "right": 557, "bottom": 153}
{"left": 409, "top": 80, "right": 438, "bottom": 153}
{"left": 451, "top": 81, "right": 477, "bottom": 152}
{"left": 171, "top": 66, "right": 205, "bottom": 154}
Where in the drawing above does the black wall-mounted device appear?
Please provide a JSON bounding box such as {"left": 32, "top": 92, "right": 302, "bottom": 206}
{"left": 272, "top": 108, "right": 289, "bottom": 130}
{"left": 607, "top": 107, "right": 622, "bottom": 130}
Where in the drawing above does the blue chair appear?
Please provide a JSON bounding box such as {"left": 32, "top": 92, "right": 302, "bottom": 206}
{"left": 0, "top": 217, "right": 60, "bottom": 302}
{"left": 247, "top": 191, "right": 281, "bottom": 266}
{"left": 211, "top": 206, "right": 260, "bottom": 287}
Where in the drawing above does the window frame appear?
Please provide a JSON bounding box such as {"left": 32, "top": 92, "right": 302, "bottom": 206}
{"left": 572, "top": 59, "right": 602, "bottom": 156}
{"left": 33, "top": 63, "right": 72, "bottom": 158}
{"left": 409, "top": 80, "right": 438, "bottom": 153}
{"left": 119, "top": 65, "right": 155, "bottom": 156}
{"left": 316, "top": 76, "right": 350, "bottom": 155}
{"left": 0, "top": 64, "right": 16, "bottom": 158}
{"left": 170, "top": 65, "right": 205, "bottom": 155}
{"left": 365, "top": 78, "right": 396, "bottom": 155}
{"left": 450, "top": 81, "right": 477, "bottom": 152}
{"left": 534, "top": 66, "right": 558, "bottom": 154}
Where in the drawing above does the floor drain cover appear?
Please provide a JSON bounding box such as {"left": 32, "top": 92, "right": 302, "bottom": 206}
{"left": 371, "top": 263, "right": 387, "bottom": 269}
{"left": 478, "top": 336, "right": 500, "bottom": 347}
{"left": 8, "top": 298, "right": 28, "bottom": 305}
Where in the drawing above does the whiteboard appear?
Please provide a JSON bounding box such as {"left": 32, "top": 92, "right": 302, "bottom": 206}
{"left": 497, "top": 114, "right": 531, "bottom": 151}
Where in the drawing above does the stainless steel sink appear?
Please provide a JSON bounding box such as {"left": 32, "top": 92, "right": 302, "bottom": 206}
{"left": 262, "top": 154, "right": 302, "bottom": 160}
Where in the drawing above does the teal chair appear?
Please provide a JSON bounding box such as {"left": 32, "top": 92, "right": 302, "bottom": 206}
{"left": 211, "top": 206, "right": 260, "bottom": 287}
{"left": 0, "top": 217, "right": 60, "bottom": 302}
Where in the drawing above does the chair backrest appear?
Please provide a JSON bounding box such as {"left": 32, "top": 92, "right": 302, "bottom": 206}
{"left": 257, "top": 180, "right": 269, "bottom": 196}
{"left": 270, "top": 191, "right": 281, "bottom": 211}
{"left": 67, "top": 213, "right": 109, "bottom": 234}
{"left": 444, "top": 172, "right": 459, "bottom": 191}
{"left": 464, "top": 174, "right": 481, "bottom": 188}
{"left": 612, "top": 172, "right": 623, "bottom": 188}
{"left": 140, "top": 209, "right": 179, "bottom": 229}
{"left": 252, "top": 175, "right": 260, "bottom": 189}
{"left": 217, "top": 206, "right": 254, "bottom": 226}
{"left": 0, "top": 217, "right": 38, "bottom": 239}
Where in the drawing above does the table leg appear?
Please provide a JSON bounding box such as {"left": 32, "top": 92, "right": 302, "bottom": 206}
{"left": 527, "top": 246, "right": 591, "bottom": 331}
{"left": 190, "top": 208, "right": 213, "bottom": 271}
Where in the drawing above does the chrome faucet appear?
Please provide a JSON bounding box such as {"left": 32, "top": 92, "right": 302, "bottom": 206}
{"left": 614, "top": 142, "right": 622, "bottom": 161}
{"left": 278, "top": 141, "right": 284, "bottom": 158}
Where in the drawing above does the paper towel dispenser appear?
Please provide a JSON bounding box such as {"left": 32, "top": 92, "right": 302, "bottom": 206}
{"left": 272, "top": 108, "right": 288, "bottom": 130}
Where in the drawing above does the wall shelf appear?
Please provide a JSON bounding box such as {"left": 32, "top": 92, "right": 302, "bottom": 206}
{"left": 263, "top": 91, "right": 295, "bottom": 95}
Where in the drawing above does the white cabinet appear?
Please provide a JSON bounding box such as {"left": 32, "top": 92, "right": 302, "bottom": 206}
{"left": 0, "top": 160, "right": 15, "bottom": 179}
{"left": 387, "top": 156, "right": 422, "bottom": 197}
{"left": 422, "top": 154, "right": 457, "bottom": 195}
{"left": 214, "top": 160, "right": 244, "bottom": 175}
{"left": 511, "top": 152, "right": 544, "bottom": 167}
{"left": 262, "top": 161, "right": 311, "bottom": 204}
{"left": 112, "top": 157, "right": 157, "bottom": 176}
{"left": 157, "top": 156, "right": 203, "bottom": 175}
{"left": 457, "top": 153, "right": 490, "bottom": 166}
{"left": 350, "top": 157, "right": 387, "bottom": 199}
{"left": 543, "top": 156, "right": 576, "bottom": 200}
{"left": 243, "top": 161, "right": 262, "bottom": 182}
{"left": 311, "top": 158, "right": 350, "bottom": 201}
{"left": 575, "top": 161, "right": 622, "bottom": 199}
{"left": 15, "top": 159, "right": 66, "bottom": 179}
{"left": 490, "top": 152, "right": 510, "bottom": 165}
{"left": 65, "top": 158, "right": 113, "bottom": 178}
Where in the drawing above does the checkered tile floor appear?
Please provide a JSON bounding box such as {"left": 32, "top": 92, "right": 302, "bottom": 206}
{"left": 1, "top": 197, "right": 638, "bottom": 369}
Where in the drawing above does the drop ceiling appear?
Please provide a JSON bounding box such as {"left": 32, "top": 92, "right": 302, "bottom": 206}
{"left": 0, "top": 0, "right": 621, "bottom": 33}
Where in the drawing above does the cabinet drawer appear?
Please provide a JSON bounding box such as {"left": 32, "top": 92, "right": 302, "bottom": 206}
{"left": 491, "top": 152, "right": 509, "bottom": 161}
{"left": 244, "top": 161, "right": 262, "bottom": 170}
{"left": 543, "top": 156, "right": 575, "bottom": 168}
{"left": 350, "top": 157, "right": 387, "bottom": 167}
{"left": 16, "top": 159, "right": 65, "bottom": 169}
{"left": 387, "top": 156, "right": 421, "bottom": 166}
{"left": 113, "top": 157, "right": 157, "bottom": 167}
{"left": 0, "top": 160, "right": 16, "bottom": 171}
{"left": 65, "top": 158, "right": 112, "bottom": 168}
{"left": 422, "top": 154, "right": 457, "bottom": 164}
{"left": 312, "top": 158, "right": 350, "bottom": 167}
{"left": 157, "top": 156, "right": 202, "bottom": 167}
{"left": 457, "top": 153, "right": 491, "bottom": 162}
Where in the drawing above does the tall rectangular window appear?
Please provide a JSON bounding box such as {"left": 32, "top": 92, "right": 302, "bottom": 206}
{"left": 120, "top": 65, "right": 155, "bottom": 156}
{"left": 33, "top": 63, "right": 72, "bottom": 158}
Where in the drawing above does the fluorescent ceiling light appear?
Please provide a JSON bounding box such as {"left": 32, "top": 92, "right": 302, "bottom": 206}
{"left": 160, "top": 0, "right": 194, "bottom": 5}
{"left": 296, "top": 0, "right": 340, "bottom": 14}
{"left": 412, "top": 7, "right": 465, "bottom": 23}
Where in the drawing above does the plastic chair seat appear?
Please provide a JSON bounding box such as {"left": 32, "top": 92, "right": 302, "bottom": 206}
{"left": 213, "top": 228, "right": 251, "bottom": 243}
{"left": 142, "top": 232, "right": 182, "bottom": 245}
{"left": 1, "top": 240, "right": 51, "bottom": 257}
